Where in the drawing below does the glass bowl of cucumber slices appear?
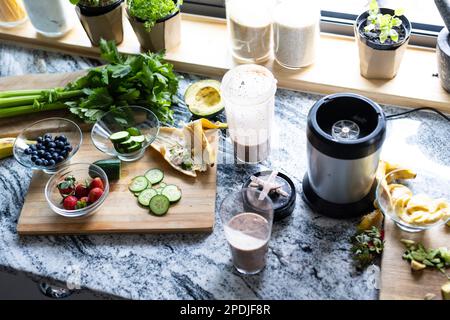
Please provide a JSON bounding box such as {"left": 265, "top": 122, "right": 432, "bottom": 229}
{"left": 91, "top": 106, "right": 160, "bottom": 162}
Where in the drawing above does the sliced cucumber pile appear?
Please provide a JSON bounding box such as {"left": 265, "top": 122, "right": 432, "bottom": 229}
{"left": 109, "top": 127, "right": 146, "bottom": 154}
{"left": 129, "top": 168, "right": 182, "bottom": 216}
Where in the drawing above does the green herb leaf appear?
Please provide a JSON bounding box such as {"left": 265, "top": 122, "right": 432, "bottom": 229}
{"left": 394, "top": 8, "right": 405, "bottom": 16}
{"left": 389, "top": 29, "right": 399, "bottom": 42}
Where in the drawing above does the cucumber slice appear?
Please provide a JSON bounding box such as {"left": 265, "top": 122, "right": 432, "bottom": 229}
{"left": 127, "top": 127, "right": 142, "bottom": 136}
{"left": 162, "top": 185, "right": 182, "bottom": 203}
{"left": 126, "top": 142, "right": 142, "bottom": 153}
{"left": 120, "top": 137, "right": 135, "bottom": 148}
{"left": 129, "top": 176, "right": 148, "bottom": 192}
{"left": 149, "top": 195, "right": 170, "bottom": 216}
{"left": 145, "top": 168, "right": 164, "bottom": 185}
{"left": 130, "top": 135, "right": 145, "bottom": 144}
{"left": 138, "top": 188, "right": 158, "bottom": 207}
{"left": 158, "top": 182, "right": 167, "bottom": 188}
{"left": 109, "top": 131, "right": 130, "bottom": 143}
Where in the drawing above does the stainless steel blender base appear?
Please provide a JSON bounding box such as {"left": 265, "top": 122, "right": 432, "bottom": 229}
{"left": 302, "top": 174, "right": 376, "bottom": 218}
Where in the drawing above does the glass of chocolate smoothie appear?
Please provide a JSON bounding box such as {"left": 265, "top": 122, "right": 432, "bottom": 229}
{"left": 220, "top": 188, "right": 274, "bottom": 274}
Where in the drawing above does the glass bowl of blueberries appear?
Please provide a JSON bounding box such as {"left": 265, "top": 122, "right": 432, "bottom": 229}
{"left": 13, "top": 118, "right": 82, "bottom": 174}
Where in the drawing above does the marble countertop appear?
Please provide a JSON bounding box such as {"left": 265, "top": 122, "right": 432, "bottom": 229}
{"left": 1, "top": 43, "right": 449, "bottom": 300}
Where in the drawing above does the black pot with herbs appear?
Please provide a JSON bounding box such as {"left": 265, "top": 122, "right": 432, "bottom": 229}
{"left": 71, "top": 0, "right": 125, "bottom": 46}
{"left": 355, "top": 0, "right": 411, "bottom": 79}
{"left": 126, "top": 0, "right": 182, "bottom": 52}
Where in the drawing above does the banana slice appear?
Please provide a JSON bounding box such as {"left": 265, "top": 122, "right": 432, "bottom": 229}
{"left": 406, "top": 194, "right": 433, "bottom": 213}
{"left": 389, "top": 184, "right": 413, "bottom": 201}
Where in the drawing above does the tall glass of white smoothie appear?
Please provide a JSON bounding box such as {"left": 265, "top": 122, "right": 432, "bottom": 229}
{"left": 273, "top": 0, "right": 320, "bottom": 69}
{"left": 225, "top": 0, "right": 275, "bottom": 63}
{"left": 221, "top": 64, "right": 277, "bottom": 164}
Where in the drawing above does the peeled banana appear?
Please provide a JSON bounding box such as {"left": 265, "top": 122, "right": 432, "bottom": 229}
{"left": 0, "top": 138, "right": 15, "bottom": 160}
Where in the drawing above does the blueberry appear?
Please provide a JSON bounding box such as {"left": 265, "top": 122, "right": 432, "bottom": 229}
{"left": 64, "top": 145, "right": 73, "bottom": 152}
{"left": 55, "top": 148, "right": 62, "bottom": 153}
{"left": 37, "top": 150, "right": 45, "bottom": 156}
{"left": 24, "top": 148, "right": 31, "bottom": 155}
{"left": 58, "top": 135, "right": 67, "bottom": 142}
{"left": 52, "top": 152, "right": 59, "bottom": 159}
{"left": 31, "top": 155, "right": 37, "bottom": 162}
{"left": 43, "top": 160, "right": 49, "bottom": 166}
{"left": 45, "top": 153, "right": 53, "bottom": 160}
{"left": 64, "top": 141, "right": 70, "bottom": 146}
{"left": 36, "top": 137, "right": 43, "bottom": 143}
{"left": 35, "top": 159, "right": 43, "bottom": 166}
{"left": 48, "top": 148, "right": 55, "bottom": 153}
{"left": 61, "top": 150, "right": 68, "bottom": 157}
{"left": 56, "top": 141, "right": 65, "bottom": 148}
{"left": 48, "top": 159, "right": 56, "bottom": 166}
{"left": 57, "top": 156, "right": 64, "bottom": 163}
{"left": 37, "top": 144, "right": 45, "bottom": 150}
{"left": 44, "top": 133, "right": 52, "bottom": 139}
{"left": 30, "top": 144, "right": 37, "bottom": 151}
{"left": 31, "top": 150, "right": 38, "bottom": 156}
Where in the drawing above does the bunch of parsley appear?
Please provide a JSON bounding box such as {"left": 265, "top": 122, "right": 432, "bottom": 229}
{"left": 127, "top": 0, "right": 181, "bottom": 31}
{"left": 66, "top": 39, "right": 179, "bottom": 124}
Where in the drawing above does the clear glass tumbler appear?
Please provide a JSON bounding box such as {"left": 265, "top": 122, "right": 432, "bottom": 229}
{"left": 221, "top": 64, "right": 277, "bottom": 164}
{"left": 225, "top": 0, "right": 275, "bottom": 63}
{"left": 220, "top": 188, "right": 274, "bottom": 274}
{"left": 23, "top": 0, "right": 74, "bottom": 37}
{"left": 273, "top": 0, "right": 320, "bottom": 69}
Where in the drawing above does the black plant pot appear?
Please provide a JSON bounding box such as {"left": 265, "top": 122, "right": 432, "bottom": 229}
{"left": 76, "top": 0, "right": 124, "bottom": 46}
{"left": 355, "top": 8, "right": 412, "bottom": 79}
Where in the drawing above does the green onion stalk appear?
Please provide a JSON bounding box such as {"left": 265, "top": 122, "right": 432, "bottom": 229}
{"left": 0, "top": 89, "right": 85, "bottom": 119}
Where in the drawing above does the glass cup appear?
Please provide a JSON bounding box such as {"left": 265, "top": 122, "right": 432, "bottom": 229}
{"left": 220, "top": 188, "right": 274, "bottom": 275}
{"left": 23, "top": 0, "right": 74, "bottom": 37}
{"left": 273, "top": 0, "right": 320, "bottom": 69}
{"left": 225, "top": 0, "right": 275, "bottom": 63}
{"left": 0, "top": 0, "right": 27, "bottom": 28}
{"left": 221, "top": 64, "right": 277, "bottom": 164}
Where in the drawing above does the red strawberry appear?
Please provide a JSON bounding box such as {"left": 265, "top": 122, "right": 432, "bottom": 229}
{"left": 89, "top": 177, "right": 104, "bottom": 191}
{"left": 57, "top": 175, "right": 76, "bottom": 196}
{"left": 75, "top": 196, "right": 89, "bottom": 209}
{"left": 63, "top": 195, "right": 78, "bottom": 210}
{"left": 88, "top": 187, "right": 104, "bottom": 204}
{"left": 75, "top": 183, "right": 89, "bottom": 198}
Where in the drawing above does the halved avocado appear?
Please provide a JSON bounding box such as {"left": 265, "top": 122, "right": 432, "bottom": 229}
{"left": 184, "top": 80, "right": 224, "bottom": 118}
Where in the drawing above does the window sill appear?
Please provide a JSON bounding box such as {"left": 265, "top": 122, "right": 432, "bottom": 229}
{"left": 0, "top": 14, "right": 448, "bottom": 112}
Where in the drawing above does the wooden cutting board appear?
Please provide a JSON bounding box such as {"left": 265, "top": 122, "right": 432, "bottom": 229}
{"left": 380, "top": 220, "right": 450, "bottom": 300}
{"left": 0, "top": 72, "right": 217, "bottom": 235}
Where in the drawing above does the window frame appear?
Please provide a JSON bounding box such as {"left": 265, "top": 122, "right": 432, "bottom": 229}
{"left": 182, "top": 1, "right": 442, "bottom": 48}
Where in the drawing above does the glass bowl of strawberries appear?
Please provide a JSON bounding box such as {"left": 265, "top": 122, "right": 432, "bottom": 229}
{"left": 45, "top": 163, "right": 109, "bottom": 218}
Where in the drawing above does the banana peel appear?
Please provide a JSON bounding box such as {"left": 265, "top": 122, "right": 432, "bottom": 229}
{"left": 358, "top": 209, "right": 384, "bottom": 231}
{"left": 0, "top": 138, "right": 15, "bottom": 160}
{"left": 151, "top": 119, "right": 224, "bottom": 177}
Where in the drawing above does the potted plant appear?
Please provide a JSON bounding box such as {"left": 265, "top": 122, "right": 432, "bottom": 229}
{"left": 126, "top": 0, "right": 182, "bottom": 52}
{"left": 355, "top": 0, "right": 412, "bottom": 79}
{"left": 71, "top": 0, "right": 124, "bottom": 46}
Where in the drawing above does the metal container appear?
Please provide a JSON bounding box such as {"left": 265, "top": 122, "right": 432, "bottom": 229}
{"left": 303, "top": 93, "right": 386, "bottom": 218}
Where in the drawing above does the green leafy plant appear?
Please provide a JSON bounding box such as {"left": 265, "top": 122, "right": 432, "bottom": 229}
{"left": 70, "top": 0, "right": 119, "bottom": 6}
{"left": 364, "top": 0, "right": 405, "bottom": 43}
{"left": 351, "top": 226, "right": 384, "bottom": 269}
{"left": 127, "top": 0, "right": 182, "bottom": 31}
{"left": 0, "top": 40, "right": 179, "bottom": 124}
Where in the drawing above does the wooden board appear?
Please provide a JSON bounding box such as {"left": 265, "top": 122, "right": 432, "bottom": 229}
{"left": 0, "top": 71, "right": 217, "bottom": 235}
{"left": 0, "top": 14, "right": 449, "bottom": 114}
{"left": 380, "top": 220, "right": 450, "bottom": 300}
{"left": 17, "top": 135, "right": 218, "bottom": 235}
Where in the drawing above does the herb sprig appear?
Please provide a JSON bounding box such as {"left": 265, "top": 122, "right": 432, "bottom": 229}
{"left": 351, "top": 226, "right": 384, "bottom": 269}
{"left": 364, "top": 0, "right": 405, "bottom": 43}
